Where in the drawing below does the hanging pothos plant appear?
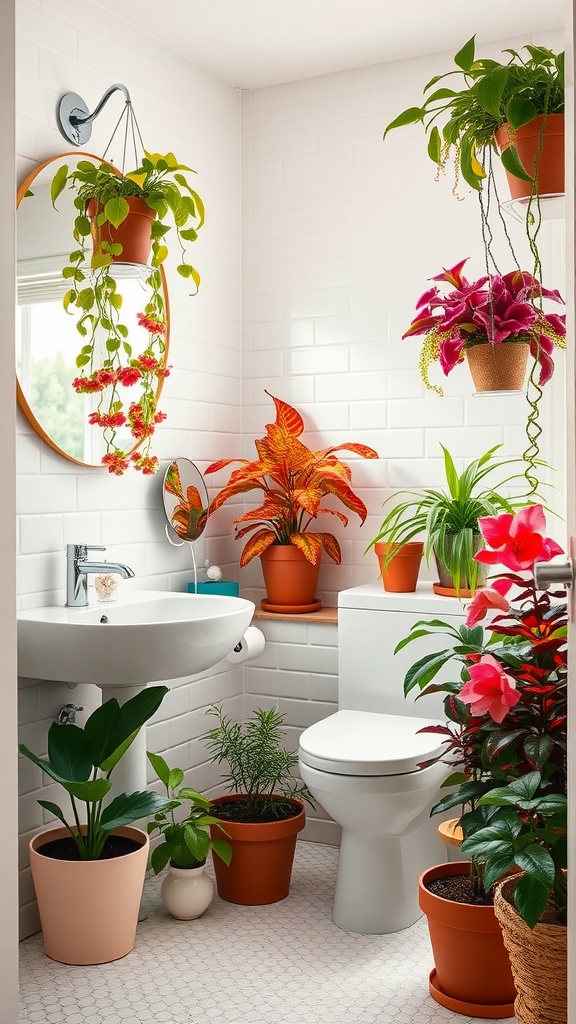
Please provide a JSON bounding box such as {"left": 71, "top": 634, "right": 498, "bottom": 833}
{"left": 51, "top": 151, "right": 205, "bottom": 474}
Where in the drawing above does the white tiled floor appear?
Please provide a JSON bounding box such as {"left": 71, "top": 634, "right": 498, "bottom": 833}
{"left": 19, "top": 842, "right": 516, "bottom": 1024}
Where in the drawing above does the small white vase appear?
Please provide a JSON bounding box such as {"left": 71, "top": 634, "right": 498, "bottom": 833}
{"left": 160, "top": 864, "right": 214, "bottom": 920}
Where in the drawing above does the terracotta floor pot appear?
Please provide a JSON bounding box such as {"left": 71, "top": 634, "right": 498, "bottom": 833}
{"left": 494, "top": 874, "right": 567, "bottom": 1024}
{"left": 209, "top": 795, "right": 305, "bottom": 905}
{"left": 29, "top": 825, "right": 149, "bottom": 965}
{"left": 419, "top": 862, "right": 516, "bottom": 1018}
{"left": 465, "top": 340, "right": 530, "bottom": 393}
{"left": 87, "top": 196, "right": 157, "bottom": 266}
{"left": 375, "top": 541, "right": 423, "bottom": 593}
{"left": 494, "top": 114, "right": 565, "bottom": 201}
{"left": 260, "top": 544, "right": 322, "bottom": 613}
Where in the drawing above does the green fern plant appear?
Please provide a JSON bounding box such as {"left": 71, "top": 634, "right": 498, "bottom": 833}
{"left": 204, "top": 705, "right": 312, "bottom": 821}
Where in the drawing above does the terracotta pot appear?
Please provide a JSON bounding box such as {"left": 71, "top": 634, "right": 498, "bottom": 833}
{"left": 87, "top": 196, "right": 157, "bottom": 266}
{"left": 374, "top": 541, "right": 423, "bottom": 593}
{"left": 494, "top": 114, "right": 565, "bottom": 201}
{"left": 209, "top": 795, "right": 305, "bottom": 905}
{"left": 160, "top": 863, "right": 214, "bottom": 921}
{"left": 433, "top": 534, "right": 488, "bottom": 597}
{"left": 494, "top": 874, "right": 567, "bottom": 1024}
{"left": 259, "top": 544, "right": 322, "bottom": 613}
{"left": 29, "top": 825, "right": 149, "bottom": 965}
{"left": 419, "top": 862, "right": 516, "bottom": 1018}
{"left": 465, "top": 340, "right": 530, "bottom": 394}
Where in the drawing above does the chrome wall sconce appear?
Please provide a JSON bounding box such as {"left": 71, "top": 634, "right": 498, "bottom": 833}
{"left": 57, "top": 83, "right": 132, "bottom": 147}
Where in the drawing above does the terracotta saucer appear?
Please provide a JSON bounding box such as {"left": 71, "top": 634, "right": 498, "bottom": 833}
{"left": 260, "top": 599, "right": 322, "bottom": 614}
{"left": 432, "top": 582, "right": 473, "bottom": 599}
{"left": 429, "top": 970, "right": 515, "bottom": 1019}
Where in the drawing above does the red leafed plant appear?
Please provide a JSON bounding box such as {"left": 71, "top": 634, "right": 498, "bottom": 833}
{"left": 205, "top": 391, "right": 379, "bottom": 566}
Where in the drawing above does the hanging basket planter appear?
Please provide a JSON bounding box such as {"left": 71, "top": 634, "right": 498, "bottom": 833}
{"left": 86, "top": 196, "right": 157, "bottom": 266}
{"left": 494, "top": 874, "right": 567, "bottom": 1024}
{"left": 494, "top": 114, "right": 565, "bottom": 202}
{"left": 465, "top": 340, "right": 530, "bottom": 394}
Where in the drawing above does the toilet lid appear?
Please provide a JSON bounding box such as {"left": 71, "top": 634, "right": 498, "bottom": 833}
{"left": 298, "top": 710, "right": 448, "bottom": 776}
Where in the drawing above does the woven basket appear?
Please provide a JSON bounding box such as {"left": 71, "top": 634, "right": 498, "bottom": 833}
{"left": 465, "top": 341, "right": 529, "bottom": 393}
{"left": 494, "top": 875, "right": 567, "bottom": 1024}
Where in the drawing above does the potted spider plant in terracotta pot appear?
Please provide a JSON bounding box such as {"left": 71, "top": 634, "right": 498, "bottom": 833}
{"left": 19, "top": 686, "right": 170, "bottom": 964}
{"left": 366, "top": 442, "right": 534, "bottom": 597}
{"left": 204, "top": 704, "right": 313, "bottom": 905}
{"left": 49, "top": 151, "right": 205, "bottom": 475}
{"left": 205, "top": 391, "right": 378, "bottom": 612}
{"left": 384, "top": 37, "right": 564, "bottom": 201}
{"left": 147, "top": 752, "right": 232, "bottom": 921}
{"left": 396, "top": 504, "right": 567, "bottom": 1019}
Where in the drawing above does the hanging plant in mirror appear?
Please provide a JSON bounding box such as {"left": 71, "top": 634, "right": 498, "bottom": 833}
{"left": 51, "top": 152, "right": 205, "bottom": 474}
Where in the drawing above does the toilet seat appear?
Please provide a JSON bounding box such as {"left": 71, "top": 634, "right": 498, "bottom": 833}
{"left": 299, "top": 709, "right": 447, "bottom": 776}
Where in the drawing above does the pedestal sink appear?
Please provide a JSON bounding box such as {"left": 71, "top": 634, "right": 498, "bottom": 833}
{"left": 18, "top": 590, "right": 255, "bottom": 793}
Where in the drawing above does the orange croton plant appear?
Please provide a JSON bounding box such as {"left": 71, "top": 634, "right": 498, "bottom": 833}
{"left": 205, "top": 392, "right": 379, "bottom": 566}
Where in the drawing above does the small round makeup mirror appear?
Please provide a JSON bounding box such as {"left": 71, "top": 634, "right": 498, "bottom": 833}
{"left": 162, "top": 458, "right": 209, "bottom": 544}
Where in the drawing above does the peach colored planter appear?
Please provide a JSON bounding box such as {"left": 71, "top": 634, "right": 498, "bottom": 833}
{"left": 29, "top": 825, "right": 149, "bottom": 965}
{"left": 375, "top": 541, "right": 423, "bottom": 593}
{"left": 420, "top": 862, "right": 516, "bottom": 1018}
{"left": 87, "top": 196, "right": 157, "bottom": 266}
{"left": 260, "top": 545, "right": 322, "bottom": 613}
{"left": 209, "top": 796, "right": 305, "bottom": 905}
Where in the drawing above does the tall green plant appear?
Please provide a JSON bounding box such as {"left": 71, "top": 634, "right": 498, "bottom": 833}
{"left": 204, "top": 705, "right": 312, "bottom": 820}
{"left": 20, "top": 687, "right": 169, "bottom": 860}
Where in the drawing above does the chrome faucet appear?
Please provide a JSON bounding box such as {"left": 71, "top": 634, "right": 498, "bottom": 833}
{"left": 65, "top": 544, "right": 135, "bottom": 608}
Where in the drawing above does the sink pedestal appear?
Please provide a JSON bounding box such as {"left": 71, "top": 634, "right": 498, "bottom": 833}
{"left": 98, "top": 684, "right": 149, "bottom": 797}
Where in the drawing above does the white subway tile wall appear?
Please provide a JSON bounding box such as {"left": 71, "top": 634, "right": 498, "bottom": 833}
{"left": 16, "top": 2, "right": 565, "bottom": 941}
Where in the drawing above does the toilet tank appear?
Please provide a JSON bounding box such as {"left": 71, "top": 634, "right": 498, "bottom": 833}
{"left": 338, "top": 583, "right": 466, "bottom": 721}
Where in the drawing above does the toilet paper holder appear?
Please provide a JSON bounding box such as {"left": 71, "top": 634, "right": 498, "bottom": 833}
{"left": 225, "top": 626, "right": 266, "bottom": 665}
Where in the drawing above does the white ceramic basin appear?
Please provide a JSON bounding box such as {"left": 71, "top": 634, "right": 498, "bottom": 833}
{"left": 18, "top": 591, "right": 255, "bottom": 687}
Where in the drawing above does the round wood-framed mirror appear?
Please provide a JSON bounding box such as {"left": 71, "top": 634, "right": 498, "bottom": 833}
{"left": 16, "top": 152, "right": 170, "bottom": 467}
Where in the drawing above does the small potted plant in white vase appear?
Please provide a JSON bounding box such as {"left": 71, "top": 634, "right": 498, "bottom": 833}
{"left": 147, "top": 752, "right": 232, "bottom": 920}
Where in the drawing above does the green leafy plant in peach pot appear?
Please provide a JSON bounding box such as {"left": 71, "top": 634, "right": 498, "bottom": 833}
{"left": 19, "top": 686, "right": 169, "bottom": 965}
{"left": 205, "top": 391, "right": 378, "bottom": 612}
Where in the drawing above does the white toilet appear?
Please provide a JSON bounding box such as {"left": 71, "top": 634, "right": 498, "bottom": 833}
{"left": 298, "top": 583, "right": 465, "bottom": 935}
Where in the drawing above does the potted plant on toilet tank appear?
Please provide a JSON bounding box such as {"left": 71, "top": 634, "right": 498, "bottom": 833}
{"left": 395, "top": 505, "right": 567, "bottom": 1019}
{"left": 205, "top": 390, "right": 378, "bottom": 613}
{"left": 203, "top": 704, "right": 313, "bottom": 906}
{"left": 19, "top": 686, "right": 169, "bottom": 965}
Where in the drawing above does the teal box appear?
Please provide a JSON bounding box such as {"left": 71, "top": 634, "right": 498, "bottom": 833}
{"left": 187, "top": 580, "right": 240, "bottom": 597}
